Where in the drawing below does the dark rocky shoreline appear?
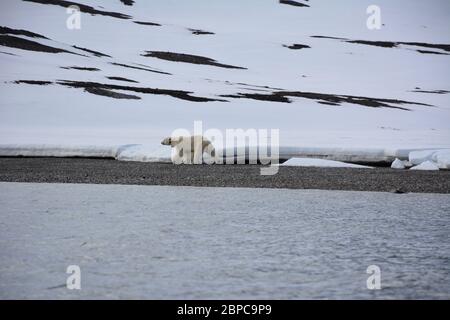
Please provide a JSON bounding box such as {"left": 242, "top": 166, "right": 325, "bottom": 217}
{"left": 0, "top": 157, "right": 449, "bottom": 194}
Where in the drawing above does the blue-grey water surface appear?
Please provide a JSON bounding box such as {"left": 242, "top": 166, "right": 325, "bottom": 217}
{"left": 0, "top": 182, "right": 449, "bottom": 299}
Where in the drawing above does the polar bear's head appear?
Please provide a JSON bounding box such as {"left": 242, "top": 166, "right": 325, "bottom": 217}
{"left": 161, "top": 137, "right": 172, "bottom": 146}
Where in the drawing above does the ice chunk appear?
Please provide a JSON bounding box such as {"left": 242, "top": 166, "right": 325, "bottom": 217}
{"left": 409, "top": 150, "right": 440, "bottom": 165}
{"left": 434, "top": 150, "right": 450, "bottom": 169}
{"left": 391, "top": 158, "right": 406, "bottom": 169}
{"left": 409, "top": 149, "right": 450, "bottom": 169}
{"left": 280, "top": 158, "right": 372, "bottom": 168}
{"left": 409, "top": 160, "right": 439, "bottom": 171}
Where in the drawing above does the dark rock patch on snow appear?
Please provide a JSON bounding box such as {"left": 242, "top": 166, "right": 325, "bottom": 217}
{"left": 133, "top": 21, "right": 161, "bottom": 27}
{"left": 60, "top": 66, "right": 100, "bottom": 71}
{"left": 57, "top": 80, "right": 227, "bottom": 102}
{"left": 106, "top": 76, "right": 139, "bottom": 83}
{"left": 0, "top": 26, "right": 49, "bottom": 39}
{"left": 221, "top": 90, "right": 432, "bottom": 110}
{"left": 411, "top": 89, "right": 449, "bottom": 94}
{"left": 14, "top": 80, "right": 53, "bottom": 85}
{"left": 283, "top": 44, "right": 310, "bottom": 50}
{"left": 188, "top": 28, "right": 214, "bottom": 35}
{"left": 110, "top": 62, "right": 171, "bottom": 75}
{"left": 416, "top": 49, "right": 448, "bottom": 55}
{"left": 0, "top": 35, "right": 79, "bottom": 55}
{"left": 346, "top": 40, "right": 397, "bottom": 48}
{"left": 311, "top": 35, "right": 347, "bottom": 40}
{"left": 23, "top": 0, "right": 131, "bottom": 20}
{"left": 72, "top": 45, "right": 111, "bottom": 57}
{"left": 401, "top": 41, "right": 450, "bottom": 53}
{"left": 84, "top": 87, "right": 141, "bottom": 100}
{"left": 119, "top": 0, "right": 134, "bottom": 6}
{"left": 279, "top": 0, "right": 309, "bottom": 8}
{"left": 221, "top": 93, "right": 291, "bottom": 103}
{"left": 317, "top": 101, "right": 340, "bottom": 106}
{"left": 312, "top": 35, "right": 450, "bottom": 54}
{"left": 142, "top": 51, "right": 247, "bottom": 69}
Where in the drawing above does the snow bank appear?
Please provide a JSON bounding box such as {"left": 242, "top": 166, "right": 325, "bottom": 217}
{"left": 218, "top": 146, "right": 430, "bottom": 164}
{"left": 410, "top": 161, "right": 440, "bottom": 171}
{"left": 280, "top": 158, "right": 372, "bottom": 169}
{"left": 0, "top": 144, "right": 172, "bottom": 162}
{"left": 409, "top": 149, "right": 450, "bottom": 169}
{"left": 276, "top": 147, "right": 424, "bottom": 164}
{"left": 1, "top": 144, "right": 449, "bottom": 168}
{"left": 116, "top": 144, "right": 171, "bottom": 162}
{"left": 409, "top": 150, "right": 440, "bottom": 165}
{"left": 0, "top": 144, "right": 119, "bottom": 158}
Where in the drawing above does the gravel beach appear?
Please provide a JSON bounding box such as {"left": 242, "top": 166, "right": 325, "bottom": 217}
{"left": 0, "top": 157, "right": 449, "bottom": 193}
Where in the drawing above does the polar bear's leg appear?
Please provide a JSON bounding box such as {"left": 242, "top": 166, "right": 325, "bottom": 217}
{"left": 193, "top": 136, "right": 204, "bottom": 164}
{"left": 202, "top": 139, "right": 216, "bottom": 164}
{"left": 170, "top": 147, "right": 177, "bottom": 163}
{"left": 183, "top": 148, "right": 192, "bottom": 164}
{"left": 204, "top": 141, "right": 215, "bottom": 158}
{"left": 174, "top": 136, "right": 190, "bottom": 164}
{"left": 171, "top": 143, "right": 184, "bottom": 164}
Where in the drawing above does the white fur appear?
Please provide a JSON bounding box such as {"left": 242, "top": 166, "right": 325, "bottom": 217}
{"left": 161, "top": 135, "right": 215, "bottom": 164}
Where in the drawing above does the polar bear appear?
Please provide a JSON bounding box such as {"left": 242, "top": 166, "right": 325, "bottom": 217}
{"left": 161, "top": 135, "right": 215, "bottom": 164}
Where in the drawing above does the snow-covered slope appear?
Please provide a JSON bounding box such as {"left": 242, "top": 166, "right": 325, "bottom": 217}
{"left": 0, "top": 0, "right": 449, "bottom": 160}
